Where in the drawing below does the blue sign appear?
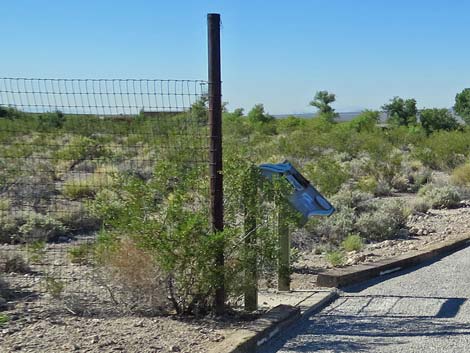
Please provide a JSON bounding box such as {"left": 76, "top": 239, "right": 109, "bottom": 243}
{"left": 259, "top": 161, "right": 335, "bottom": 218}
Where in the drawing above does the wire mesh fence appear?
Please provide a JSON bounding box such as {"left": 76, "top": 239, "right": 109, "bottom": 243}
{"left": 0, "top": 77, "right": 210, "bottom": 315}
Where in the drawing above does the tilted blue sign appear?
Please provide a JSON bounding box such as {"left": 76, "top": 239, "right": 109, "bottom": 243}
{"left": 259, "top": 161, "right": 335, "bottom": 219}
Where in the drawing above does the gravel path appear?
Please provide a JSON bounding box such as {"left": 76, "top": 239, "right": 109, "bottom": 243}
{"left": 261, "top": 245, "right": 470, "bottom": 353}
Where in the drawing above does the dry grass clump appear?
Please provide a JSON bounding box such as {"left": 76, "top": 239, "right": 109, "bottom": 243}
{"left": 451, "top": 163, "right": 470, "bottom": 187}
{"left": 62, "top": 165, "right": 118, "bottom": 200}
{"left": 97, "top": 238, "right": 169, "bottom": 315}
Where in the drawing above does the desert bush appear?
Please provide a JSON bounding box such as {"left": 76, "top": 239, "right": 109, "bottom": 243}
{"left": 0, "top": 213, "right": 18, "bottom": 244}
{"left": 348, "top": 110, "right": 380, "bottom": 132}
{"left": 96, "top": 237, "right": 169, "bottom": 315}
{"left": 451, "top": 163, "right": 470, "bottom": 187}
{"left": 18, "top": 212, "right": 66, "bottom": 242}
{"left": 0, "top": 198, "right": 10, "bottom": 212}
{"left": 52, "top": 202, "right": 101, "bottom": 233}
{"left": 326, "top": 249, "right": 345, "bottom": 267}
{"left": 418, "top": 183, "right": 461, "bottom": 209}
{"left": 90, "top": 156, "right": 286, "bottom": 315}
{"left": 406, "top": 197, "right": 431, "bottom": 214}
{"left": 62, "top": 165, "right": 117, "bottom": 200}
{"left": 7, "top": 174, "right": 56, "bottom": 208}
{"left": 402, "top": 159, "right": 431, "bottom": 191}
{"left": 54, "top": 135, "right": 110, "bottom": 176}
{"left": 342, "top": 234, "right": 363, "bottom": 252}
{"left": 374, "top": 179, "right": 393, "bottom": 196}
{"left": 355, "top": 200, "right": 406, "bottom": 241}
{"left": 276, "top": 116, "right": 307, "bottom": 133}
{"left": 2, "top": 253, "right": 30, "bottom": 274}
{"left": 364, "top": 148, "right": 403, "bottom": 193}
{"left": 311, "top": 206, "right": 356, "bottom": 244}
{"left": 329, "top": 185, "right": 373, "bottom": 211}
{"left": 413, "top": 130, "right": 470, "bottom": 170}
{"left": 391, "top": 175, "right": 409, "bottom": 193}
{"left": 43, "top": 274, "right": 65, "bottom": 299}
{"left": 304, "top": 156, "right": 350, "bottom": 196}
{"left": 37, "top": 111, "right": 66, "bottom": 130}
{"left": 68, "top": 243, "right": 94, "bottom": 265}
{"left": 357, "top": 176, "right": 378, "bottom": 194}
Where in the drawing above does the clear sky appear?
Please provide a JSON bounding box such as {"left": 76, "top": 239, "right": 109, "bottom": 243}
{"left": 2, "top": 0, "right": 470, "bottom": 114}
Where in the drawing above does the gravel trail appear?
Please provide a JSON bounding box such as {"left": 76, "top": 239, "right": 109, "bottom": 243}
{"left": 260, "top": 245, "right": 470, "bottom": 353}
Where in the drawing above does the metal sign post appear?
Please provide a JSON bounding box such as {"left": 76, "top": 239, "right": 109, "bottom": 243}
{"left": 260, "top": 161, "right": 335, "bottom": 292}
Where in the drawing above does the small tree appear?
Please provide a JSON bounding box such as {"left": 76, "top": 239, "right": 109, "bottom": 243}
{"left": 454, "top": 88, "right": 470, "bottom": 125}
{"left": 349, "top": 110, "right": 380, "bottom": 132}
{"left": 382, "top": 97, "right": 417, "bottom": 126}
{"left": 309, "top": 91, "right": 338, "bottom": 123}
{"left": 419, "top": 108, "right": 459, "bottom": 134}
{"left": 190, "top": 96, "right": 208, "bottom": 124}
{"left": 310, "top": 91, "right": 335, "bottom": 114}
{"left": 247, "top": 104, "right": 274, "bottom": 124}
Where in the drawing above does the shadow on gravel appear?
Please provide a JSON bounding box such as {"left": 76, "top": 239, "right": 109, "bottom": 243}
{"left": 259, "top": 312, "right": 470, "bottom": 353}
{"left": 259, "top": 293, "right": 469, "bottom": 352}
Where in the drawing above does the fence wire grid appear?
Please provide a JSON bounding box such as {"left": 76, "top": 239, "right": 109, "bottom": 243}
{"left": 0, "top": 77, "right": 210, "bottom": 315}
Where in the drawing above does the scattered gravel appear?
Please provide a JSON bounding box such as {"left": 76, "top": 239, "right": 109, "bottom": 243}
{"left": 291, "top": 197, "right": 470, "bottom": 289}
{"left": 0, "top": 306, "right": 241, "bottom": 353}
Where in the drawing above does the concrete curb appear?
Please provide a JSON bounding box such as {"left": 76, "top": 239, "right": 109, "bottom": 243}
{"left": 317, "top": 234, "right": 470, "bottom": 288}
{"left": 208, "top": 291, "right": 338, "bottom": 353}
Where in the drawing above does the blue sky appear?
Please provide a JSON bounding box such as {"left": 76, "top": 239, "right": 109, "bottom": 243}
{"left": 2, "top": 0, "right": 470, "bottom": 114}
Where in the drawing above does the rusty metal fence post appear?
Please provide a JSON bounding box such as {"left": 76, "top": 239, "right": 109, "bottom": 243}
{"left": 208, "top": 13, "right": 225, "bottom": 314}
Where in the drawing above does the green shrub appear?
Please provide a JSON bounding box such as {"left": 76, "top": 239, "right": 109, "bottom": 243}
{"left": 304, "top": 156, "right": 350, "bottom": 196}
{"left": 26, "top": 241, "right": 46, "bottom": 263}
{"left": 38, "top": 111, "right": 66, "bottom": 130}
{"left": 407, "top": 197, "right": 431, "bottom": 214}
{"left": 68, "top": 243, "right": 94, "bottom": 265}
{"left": 413, "top": 130, "right": 470, "bottom": 170}
{"left": 312, "top": 206, "right": 356, "bottom": 244}
{"left": 342, "top": 234, "right": 363, "bottom": 252}
{"left": 3, "top": 253, "right": 30, "bottom": 273}
{"left": 52, "top": 202, "right": 100, "bottom": 233}
{"left": 355, "top": 200, "right": 406, "bottom": 241}
{"left": 62, "top": 165, "right": 117, "bottom": 200}
{"left": 18, "top": 213, "right": 67, "bottom": 242}
{"left": 451, "top": 163, "right": 470, "bottom": 187}
{"left": 54, "top": 136, "right": 110, "bottom": 176}
{"left": 43, "top": 274, "right": 65, "bottom": 299}
{"left": 326, "top": 250, "right": 345, "bottom": 267}
{"left": 0, "top": 198, "right": 10, "bottom": 212}
{"left": 418, "top": 184, "right": 461, "bottom": 209}
{"left": 419, "top": 108, "right": 459, "bottom": 134}
{"left": 357, "top": 176, "right": 378, "bottom": 194}
{"left": 348, "top": 110, "right": 379, "bottom": 132}
{"left": 0, "top": 314, "right": 9, "bottom": 325}
{"left": 62, "top": 180, "right": 96, "bottom": 199}
{"left": 329, "top": 185, "right": 373, "bottom": 211}
{"left": 0, "top": 213, "right": 18, "bottom": 244}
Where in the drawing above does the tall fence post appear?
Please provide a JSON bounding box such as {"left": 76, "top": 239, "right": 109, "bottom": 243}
{"left": 208, "top": 13, "right": 225, "bottom": 314}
